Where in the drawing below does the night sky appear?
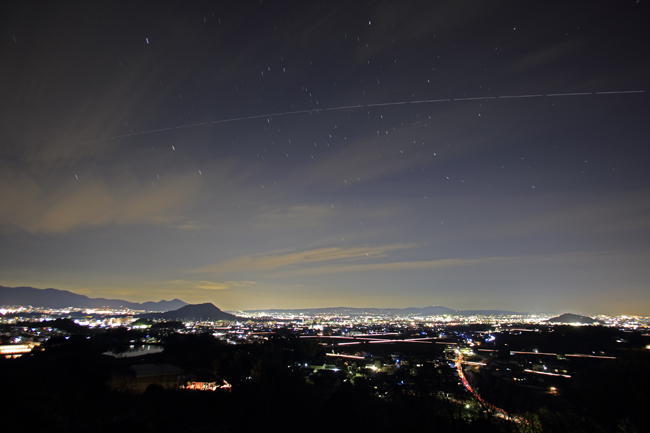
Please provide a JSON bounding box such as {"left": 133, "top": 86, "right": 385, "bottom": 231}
{"left": 1, "top": 1, "right": 648, "bottom": 314}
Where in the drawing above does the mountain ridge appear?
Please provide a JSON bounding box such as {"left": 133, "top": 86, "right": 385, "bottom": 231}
{"left": 0, "top": 285, "right": 187, "bottom": 312}
{"left": 1, "top": 286, "right": 526, "bottom": 316}
{"left": 547, "top": 312, "right": 597, "bottom": 324}
{"left": 141, "top": 303, "right": 240, "bottom": 321}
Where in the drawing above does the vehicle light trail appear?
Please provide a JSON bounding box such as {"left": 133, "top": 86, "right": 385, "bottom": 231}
{"left": 510, "top": 351, "right": 559, "bottom": 356}
{"left": 300, "top": 335, "right": 391, "bottom": 341}
{"left": 454, "top": 351, "right": 526, "bottom": 424}
{"left": 301, "top": 334, "right": 441, "bottom": 346}
{"left": 565, "top": 354, "right": 616, "bottom": 359}
{"left": 348, "top": 332, "right": 400, "bottom": 337}
{"left": 97, "top": 89, "right": 644, "bottom": 142}
{"left": 300, "top": 335, "right": 361, "bottom": 339}
{"left": 325, "top": 353, "right": 365, "bottom": 360}
{"left": 523, "top": 369, "right": 572, "bottom": 378}
{"left": 367, "top": 338, "right": 433, "bottom": 344}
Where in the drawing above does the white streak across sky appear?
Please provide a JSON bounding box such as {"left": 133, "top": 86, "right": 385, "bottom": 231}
{"left": 101, "top": 89, "right": 645, "bottom": 142}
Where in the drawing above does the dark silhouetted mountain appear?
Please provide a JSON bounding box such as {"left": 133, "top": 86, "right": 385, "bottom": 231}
{"left": 243, "top": 306, "right": 521, "bottom": 316}
{"left": 547, "top": 313, "right": 597, "bottom": 324}
{"left": 0, "top": 285, "right": 187, "bottom": 311}
{"left": 141, "top": 303, "right": 239, "bottom": 321}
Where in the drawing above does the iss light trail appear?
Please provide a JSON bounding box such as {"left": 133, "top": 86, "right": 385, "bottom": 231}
{"left": 100, "top": 89, "right": 644, "bottom": 142}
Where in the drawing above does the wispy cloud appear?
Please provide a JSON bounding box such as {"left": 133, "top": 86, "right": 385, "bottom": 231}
{"left": 511, "top": 39, "right": 584, "bottom": 72}
{"left": 167, "top": 279, "right": 256, "bottom": 291}
{"left": 293, "top": 110, "right": 499, "bottom": 191}
{"left": 176, "top": 220, "right": 213, "bottom": 231}
{"left": 489, "top": 192, "right": 650, "bottom": 237}
{"left": 272, "top": 250, "right": 638, "bottom": 278}
{"left": 191, "top": 244, "right": 416, "bottom": 274}
{"left": 253, "top": 204, "right": 336, "bottom": 227}
{"left": 273, "top": 257, "right": 506, "bottom": 277}
{"left": 0, "top": 168, "right": 200, "bottom": 233}
{"left": 302, "top": 131, "right": 427, "bottom": 187}
{"left": 193, "top": 248, "right": 616, "bottom": 279}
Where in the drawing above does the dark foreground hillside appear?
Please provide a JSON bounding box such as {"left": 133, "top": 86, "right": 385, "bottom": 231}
{"left": 1, "top": 325, "right": 648, "bottom": 433}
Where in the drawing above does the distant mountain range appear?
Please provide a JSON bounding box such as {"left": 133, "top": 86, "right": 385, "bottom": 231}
{"left": 244, "top": 306, "right": 522, "bottom": 317}
{"left": 141, "top": 303, "right": 239, "bottom": 321}
{"left": 0, "top": 285, "right": 529, "bottom": 317}
{"left": 547, "top": 313, "right": 597, "bottom": 324}
{"left": 0, "top": 286, "right": 187, "bottom": 312}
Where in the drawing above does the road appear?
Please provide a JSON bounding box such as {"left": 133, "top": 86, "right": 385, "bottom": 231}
{"left": 454, "top": 351, "right": 526, "bottom": 424}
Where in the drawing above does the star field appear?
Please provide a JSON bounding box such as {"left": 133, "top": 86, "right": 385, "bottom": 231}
{"left": 0, "top": 1, "right": 648, "bottom": 314}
